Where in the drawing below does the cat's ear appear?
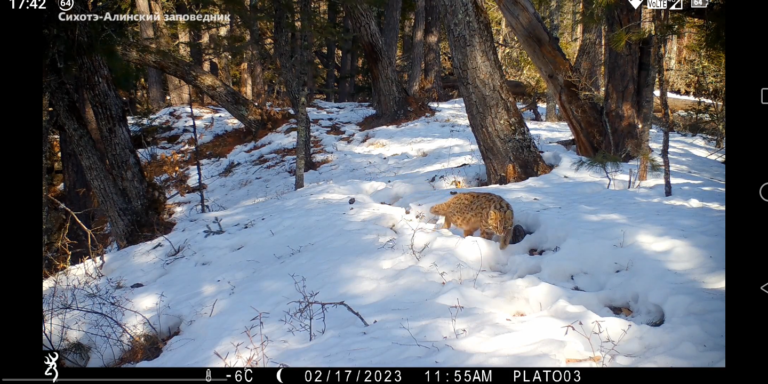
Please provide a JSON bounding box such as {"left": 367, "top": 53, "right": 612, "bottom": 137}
{"left": 505, "top": 210, "right": 513, "bottom": 221}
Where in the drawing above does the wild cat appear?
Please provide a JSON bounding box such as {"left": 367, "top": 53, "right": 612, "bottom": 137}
{"left": 429, "top": 192, "right": 514, "bottom": 250}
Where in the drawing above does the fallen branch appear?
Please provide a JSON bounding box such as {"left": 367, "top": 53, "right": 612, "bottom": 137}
{"left": 47, "top": 194, "right": 104, "bottom": 270}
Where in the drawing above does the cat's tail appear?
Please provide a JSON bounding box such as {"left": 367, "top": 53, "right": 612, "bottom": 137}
{"left": 430, "top": 201, "right": 450, "bottom": 216}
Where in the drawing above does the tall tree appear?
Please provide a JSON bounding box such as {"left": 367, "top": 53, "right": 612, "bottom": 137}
{"left": 636, "top": 7, "right": 656, "bottom": 182}
{"left": 544, "top": 0, "right": 560, "bottom": 122}
{"left": 325, "top": 0, "right": 340, "bottom": 101}
{"left": 136, "top": 0, "right": 167, "bottom": 111}
{"left": 602, "top": 0, "right": 643, "bottom": 161}
{"left": 423, "top": 0, "right": 445, "bottom": 101}
{"left": 407, "top": 0, "right": 426, "bottom": 96}
{"left": 439, "top": 0, "right": 552, "bottom": 184}
{"left": 342, "top": 1, "right": 428, "bottom": 125}
{"left": 273, "top": 0, "right": 315, "bottom": 189}
{"left": 338, "top": 14, "right": 357, "bottom": 102}
{"left": 655, "top": 9, "right": 672, "bottom": 197}
{"left": 493, "top": 0, "right": 605, "bottom": 158}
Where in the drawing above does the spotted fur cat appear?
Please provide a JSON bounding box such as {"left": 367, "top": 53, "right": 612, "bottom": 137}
{"left": 429, "top": 192, "right": 514, "bottom": 249}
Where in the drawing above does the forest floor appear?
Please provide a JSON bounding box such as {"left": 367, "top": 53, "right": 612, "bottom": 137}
{"left": 44, "top": 96, "right": 725, "bottom": 367}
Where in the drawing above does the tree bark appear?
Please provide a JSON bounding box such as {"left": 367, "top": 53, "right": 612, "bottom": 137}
{"left": 493, "top": 0, "right": 605, "bottom": 158}
{"left": 382, "top": 0, "right": 403, "bottom": 63}
{"left": 338, "top": 14, "right": 358, "bottom": 102}
{"left": 655, "top": 10, "right": 672, "bottom": 197}
{"left": 343, "top": 2, "right": 424, "bottom": 125}
{"left": 136, "top": 0, "right": 167, "bottom": 111}
{"left": 602, "top": 0, "right": 643, "bottom": 160}
{"left": 573, "top": 0, "right": 601, "bottom": 95}
{"left": 47, "top": 66, "right": 152, "bottom": 248}
{"left": 636, "top": 24, "right": 656, "bottom": 182}
{"left": 325, "top": 0, "right": 339, "bottom": 101}
{"left": 440, "top": 0, "right": 552, "bottom": 184}
{"left": 545, "top": 0, "right": 560, "bottom": 122}
{"left": 407, "top": 0, "right": 426, "bottom": 96}
{"left": 424, "top": 0, "right": 445, "bottom": 101}
{"left": 120, "top": 44, "right": 269, "bottom": 136}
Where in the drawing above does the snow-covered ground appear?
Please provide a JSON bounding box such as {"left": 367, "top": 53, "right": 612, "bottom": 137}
{"left": 44, "top": 98, "right": 725, "bottom": 368}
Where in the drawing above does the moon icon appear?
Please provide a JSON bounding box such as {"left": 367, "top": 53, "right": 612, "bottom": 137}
{"left": 277, "top": 367, "right": 283, "bottom": 383}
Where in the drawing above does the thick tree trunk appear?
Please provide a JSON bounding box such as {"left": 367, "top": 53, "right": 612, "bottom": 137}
{"left": 47, "top": 68, "right": 151, "bottom": 248}
{"left": 407, "top": 0, "right": 426, "bottom": 96}
{"left": 655, "top": 10, "right": 672, "bottom": 196}
{"left": 136, "top": 0, "right": 166, "bottom": 111}
{"left": 424, "top": 0, "right": 445, "bottom": 101}
{"left": 382, "top": 0, "right": 403, "bottom": 63}
{"left": 493, "top": 0, "right": 605, "bottom": 158}
{"left": 168, "top": 2, "right": 192, "bottom": 105}
{"left": 545, "top": 0, "right": 560, "bottom": 122}
{"left": 343, "top": 2, "right": 424, "bottom": 125}
{"left": 338, "top": 14, "right": 354, "bottom": 102}
{"left": 120, "top": 45, "right": 269, "bottom": 136}
{"left": 325, "top": 0, "right": 339, "bottom": 101}
{"left": 602, "top": 0, "right": 643, "bottom": 161}
{"left": 573, "top": 0, "right": 601, "bottom": 95}
{"left": 440, "top": 0, "right": 552, "bottom": 184}
{"left": 637, "top": 29, "right": 656, "bottom": 182}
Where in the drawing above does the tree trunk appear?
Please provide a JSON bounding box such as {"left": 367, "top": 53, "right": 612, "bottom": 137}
{"left": 407, "top": 0, "right": 426, "bottom": 96}
{"left": 167, "top": 1, "right": 192, "bottom": 105}
{"left": 573, "top": 0, "right": 601, "bottom": 95}
{"left": 325, "top": 0, "right": 339, "bottom": 101}
{"left": 273, "top": 0, "right": 314, "bottom": 188}
{"left": 343, "top": 2, "right": 424, "bottom": 125}
{"left": 602, "top": 0, "right": 643, "bottom": 161}
{"left": 440, "top": 0, "right": 552, "bottom": 184}
{"left": 382, "top": 0, "right": 403, "bottom": 63}
{"left": 47, "top": 66, "right": 152, "bottom": 248}
{"left": 493, "top": 0, "right": 605, "bottom": 158}
{"left": 338, "top": 14, "right": 354, "bottom": 102}
{"left": 636, "top": 23, "right": 656, "bottom": 183}
{"left": 136, "top": 0, "right": 166, "bottom": 111}
{"left": 655, "top": 10, "right": 672, "bottom": 197}
{"left": 120, "top": 44, "right": 269, "bottom": 136}
{"left": 545, "top": 0, "right": 560, "bottom": 122}
{"left": 424, "top": 0, "right": 445, "bottom": 101}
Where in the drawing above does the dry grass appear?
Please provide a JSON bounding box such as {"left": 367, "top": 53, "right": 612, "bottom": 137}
{"left": 113, "top": 328, "right": 180, "bottom": 367}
